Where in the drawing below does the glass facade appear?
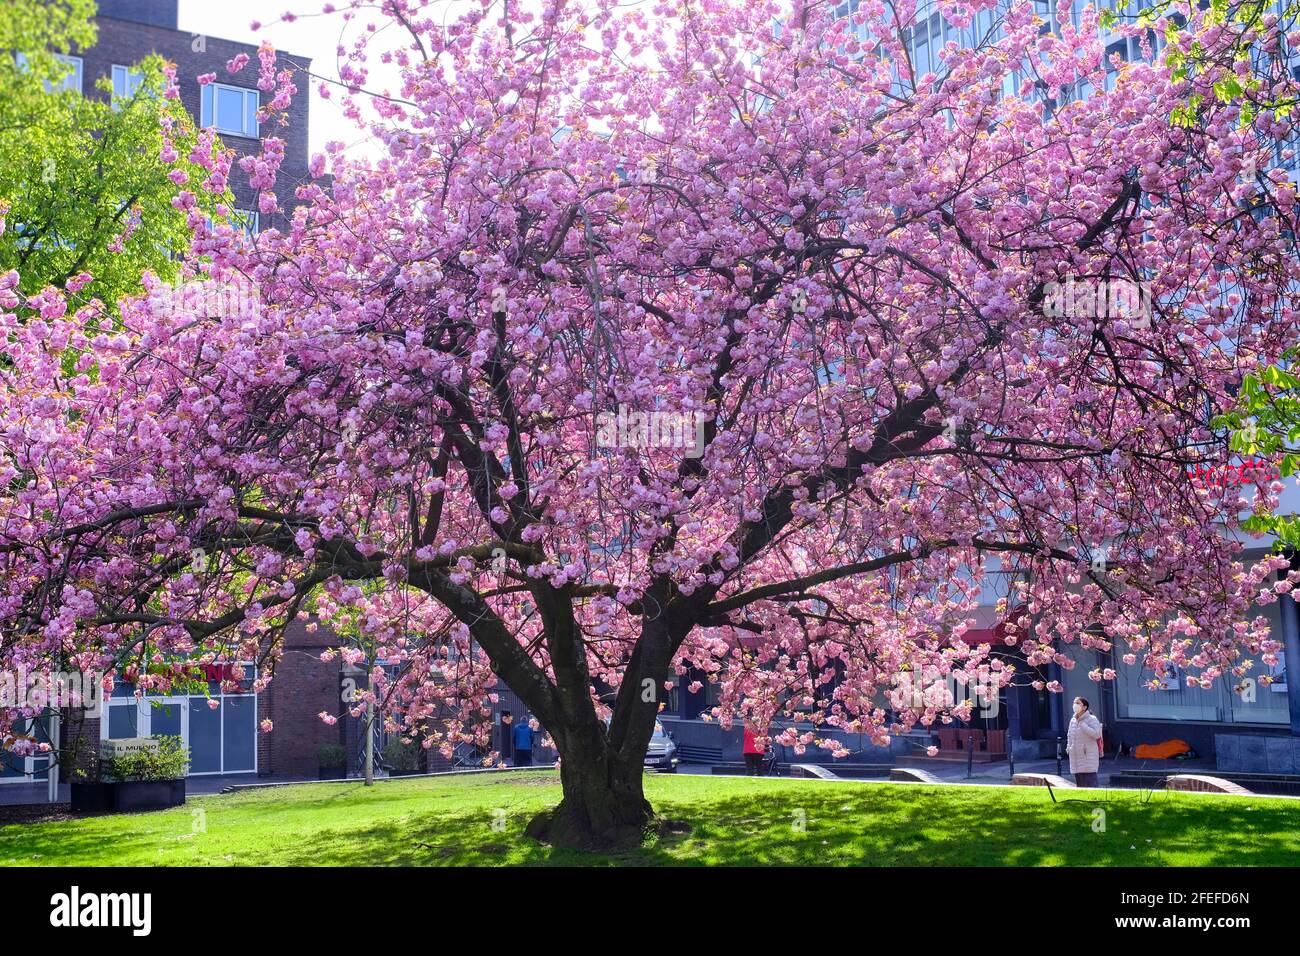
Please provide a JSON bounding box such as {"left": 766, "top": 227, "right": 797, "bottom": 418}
{"left": 1056, "top": 600, "right": 1291, "bottom": 727}
{"left": 102, "top": 667, "right": 257, "bottom": 775}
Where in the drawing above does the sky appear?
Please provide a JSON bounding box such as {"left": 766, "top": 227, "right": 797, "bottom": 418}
{"left": 178, "top": 0, "right": 409, "bottom": 160}
{"left": 173, "top": 0, "right": 658, "bottom": 161}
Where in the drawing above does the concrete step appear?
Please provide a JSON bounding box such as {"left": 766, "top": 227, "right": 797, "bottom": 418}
{"left": 889, "top": 767, "right": 944, "bottom": 784}
{"left": 790, "top": 764, "right": 838, "bottom": 779}
{"left": 1165, "top": 774, "right": 1253, "bottom": 795}
{"left": 1011, "top": 772, "right": 1075, "bottom": 789}
{"left": 898, "top": 753, "right": 1008, "bottom": 765}
{"left": 1109, "top": 770, "right": 1300, "bottom": 796}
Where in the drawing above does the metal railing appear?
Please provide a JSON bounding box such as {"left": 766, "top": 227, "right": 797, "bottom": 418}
{"left": 355, "top": 722, "right": 385, "bottom": 778}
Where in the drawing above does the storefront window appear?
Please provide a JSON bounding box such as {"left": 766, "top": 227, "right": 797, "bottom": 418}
{"left": 1106, "top": 602, "right": 1290, "bottom": 726}
{"left": 188, "top": 698, "right": 222, "bottom": 773}
{"left": 1225, "top": 602, "right": 1289, "bottom": 726}
{"left": 107, "top": 703, "right": 140, "bottom": 738}
{"left": 1114, "top": 653, "right": 1222, "bottom": 721}
{"left": 103, "top": 663, "right": 258, "bottom": 774}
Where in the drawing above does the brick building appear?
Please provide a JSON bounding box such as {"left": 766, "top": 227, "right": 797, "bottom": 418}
{"left": 79, "top": 0, "right": 313, "bottom": 235}
{"left": 257, "top": 621, "right": 349, "bottom": 778}
{"left": 0, "top": 0, "right": 330, "bottom": 788}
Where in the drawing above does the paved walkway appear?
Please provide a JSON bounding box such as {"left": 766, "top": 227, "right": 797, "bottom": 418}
{"left": 901, "top": 754, "right": 1218, "bottom": 785}
{"left": 681, "top": 754, "right": 1219, "bottom": 786}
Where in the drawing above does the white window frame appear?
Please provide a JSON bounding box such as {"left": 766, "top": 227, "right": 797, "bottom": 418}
{"left": 14, "top": 52, "right": 83, "bottom": 94}
{"left": 111, "top": 64, "right": 144, "bottom": 105}
{"left": 101, "top": 668, "right": 258, "bottom": 777}
{"left": 54, "top": 53, "right": 83, "bottom": 94}
{"left": 201, "top": 81, "right": 259, "bottom": 138}
{"left": 0, "top": 716, "right": 53, "bottom": 784}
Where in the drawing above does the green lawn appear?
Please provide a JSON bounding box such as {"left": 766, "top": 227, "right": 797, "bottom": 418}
{"left": 2, "top": 772, "right": 1297, "bottom": 866}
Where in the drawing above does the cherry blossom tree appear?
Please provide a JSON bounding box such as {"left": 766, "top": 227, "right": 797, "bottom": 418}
{"left": 3, "top": 0, "right": 1300, "bottom": 846}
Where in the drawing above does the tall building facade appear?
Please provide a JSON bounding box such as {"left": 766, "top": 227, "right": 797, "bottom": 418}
{"left": 660, "top": 0, "right": 1300, "bottom": 774}
{"left": 1, "top": 0, "right": 334, "bottom": 786}
{"left": 84, "top": 0, "right": 313, "bottom": 235}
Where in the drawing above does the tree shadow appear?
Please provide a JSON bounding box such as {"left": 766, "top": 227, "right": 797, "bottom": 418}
{"left": 2, "top": 777, "right": 1295, "bottom": 867}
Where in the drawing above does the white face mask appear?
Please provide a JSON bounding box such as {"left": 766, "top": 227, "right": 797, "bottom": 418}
{"left": 1073, "top": 703, "right": 1084, "bottom": 716}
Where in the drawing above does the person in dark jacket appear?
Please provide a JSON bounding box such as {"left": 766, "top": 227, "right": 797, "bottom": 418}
{"left": 498, "top": 710, "right": 515, "bottom": 764}
{"left": 513, "top": 717, "right": 535, "bottom": 766}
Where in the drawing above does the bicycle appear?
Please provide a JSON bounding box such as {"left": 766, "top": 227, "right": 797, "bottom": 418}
{"left": 761, "top": 745, "right": 783, "bottom": 777}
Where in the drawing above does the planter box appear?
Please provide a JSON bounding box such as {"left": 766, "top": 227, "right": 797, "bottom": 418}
{"left": 319, "top": 766, "right": 347, "bottom": 780}
{"left": 70, "top": 782, "right": 114, "bottom": 814}
{"left": 70, "top": 779, "right": 185, "bottom": 813}
{"left": 114, "top": 779, "right": 185, "bottom": 812}
{"left": 388, "top": 768, "right": 422, "bottom": 777}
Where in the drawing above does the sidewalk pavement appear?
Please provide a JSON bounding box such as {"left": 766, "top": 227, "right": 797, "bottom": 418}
{"left": 906, "top": 754, "right": 1218, "bottom": 785}
{"left": 681, "top": 754, "right": 1220, "bottom": 786}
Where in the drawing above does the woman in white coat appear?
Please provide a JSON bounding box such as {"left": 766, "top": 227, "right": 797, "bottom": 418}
{"left": 1066, "top": 696, "right": 1103, "bottom": 788}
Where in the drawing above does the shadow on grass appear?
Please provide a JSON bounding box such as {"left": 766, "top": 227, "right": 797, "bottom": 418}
{"left": 2, "top": 777, "right": 1296, "bottom": 866}
{"left": 241, "top": 784, "right": 1300, "bottom": 867}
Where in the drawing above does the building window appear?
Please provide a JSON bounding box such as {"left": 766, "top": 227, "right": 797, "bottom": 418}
{"left": 233, "top": 209, "right": 259, "bottom": 238}
{"left": 102, "top": 664, "right": 258, "bottom": 776}
{"left": 0, "top": 716, "right": 53, "bottom": 783}
{"left": 14, "top": 52, "right": 83, "bottom": 94}
{"left": 53, "top": 53, "right": 82, "bottom": 94}
{"left": 111, "top": 64, "right": 144, "bottom": 105}
{"left": 200, "top": 82, "right": 259, "bottom": 138}
{"left": 1090, "top": 597, "right": 1292, "bottom": 727}
{"left": 905, "top": 11, "right": 955, "bottom": 84}
{"left": 205, "top": 209, "right": 261, "bottom": 241}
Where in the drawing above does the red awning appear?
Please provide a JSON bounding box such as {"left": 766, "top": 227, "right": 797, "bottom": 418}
{"left": 948, "top": 607, "right": 1027, "bottom": 647}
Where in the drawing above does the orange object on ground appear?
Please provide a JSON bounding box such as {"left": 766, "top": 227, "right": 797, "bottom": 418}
{"left": 1134, "top": 739, "right": 1192, "bottom": 759}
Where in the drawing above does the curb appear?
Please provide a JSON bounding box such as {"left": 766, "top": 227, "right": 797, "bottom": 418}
{"left": 218, "top": 765, "right": 558, "bottom": 794}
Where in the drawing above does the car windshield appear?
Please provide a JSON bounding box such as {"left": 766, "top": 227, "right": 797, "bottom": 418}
{"left": 603, "top": 717, "right": 667, "bottom": 737}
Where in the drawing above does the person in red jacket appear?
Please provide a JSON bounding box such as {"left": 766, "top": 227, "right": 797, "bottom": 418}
{"left": 743, "top": 722, "right": 765, "bottom": 776}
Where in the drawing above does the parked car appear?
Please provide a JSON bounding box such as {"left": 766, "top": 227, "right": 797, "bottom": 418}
{"left": 643, "top": 720, "right": 679, "bottom": 773}
{"left": 601, "top": 716, "right": 679, "bottom": 772}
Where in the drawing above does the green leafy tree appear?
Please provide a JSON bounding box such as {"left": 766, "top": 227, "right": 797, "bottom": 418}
{"left": 1106, "top": 0, "right": 1300, "bottom": 125}
{"left": 1135, "top": 0, "right": 1300, "bottom": 545}
{"left": 1217, "top": 359, "right": 1300, "bottom": 545}
{"left": 0, "top": 0, "right": 227, "bottom": 315}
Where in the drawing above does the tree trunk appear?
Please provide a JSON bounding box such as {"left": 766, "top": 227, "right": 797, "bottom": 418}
{"left": 526, "top": 724, "right": 653, "bottom": 850}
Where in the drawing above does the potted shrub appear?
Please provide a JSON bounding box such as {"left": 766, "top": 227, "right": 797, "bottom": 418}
{"left": 104, "top": 735, "right": 188, "bottom": 811}
{"left": 316, "top": 743, "right": 347, "bottom": 780}
{"left": 382, "top": 738, "right": 421, "bottom": 777}
{"left": 71, "top": 736, "right": 188, "bottom": 813}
